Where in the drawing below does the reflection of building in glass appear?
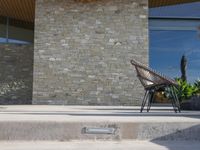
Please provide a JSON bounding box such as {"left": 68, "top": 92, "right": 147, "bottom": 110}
{"left": 0, "top": 16, "right": 34, "bottom": 44}
{"left": 149, "top": 2, "right": 200, "bottom": 83}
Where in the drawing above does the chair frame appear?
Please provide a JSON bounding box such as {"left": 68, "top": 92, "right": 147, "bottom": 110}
{"left": 130, "top": 60, "right": 181, "bottom": 113}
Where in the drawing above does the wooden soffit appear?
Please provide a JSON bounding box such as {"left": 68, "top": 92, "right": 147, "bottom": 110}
{"left": 0, "top": 0, "right": 35, "bottom": 23}
{"left": 0, "top": 0, "right": 199, "bottom": 23}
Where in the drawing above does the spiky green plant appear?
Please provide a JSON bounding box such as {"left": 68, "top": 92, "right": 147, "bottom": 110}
{"left": 194, "top": 79, "right": 200, "bottom": 94}
{"left": 174, "top": 78, "right": 198, "bottom": 102}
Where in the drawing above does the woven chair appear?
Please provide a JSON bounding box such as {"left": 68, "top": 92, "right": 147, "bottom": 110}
{"left": 130, "top": 59, "right": 181, "bottom": 113}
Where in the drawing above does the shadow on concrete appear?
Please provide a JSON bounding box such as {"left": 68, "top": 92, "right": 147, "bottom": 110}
{"left": 0, "top": 111, "right": 200, "bottom": 119}
{"left": 79, "top": 108, "right": 141, "bottom": 111}
{"left": 76, "top": 106, "right": 176, "bottom": 111}
{"left": 150, "top": 141, "right": 200, "bottom": 150}
{"left": 151, "top": 124, "right": 200, "bottom": 150}
{"left": 71, "top": 108, "right": 200, "bottom": 119}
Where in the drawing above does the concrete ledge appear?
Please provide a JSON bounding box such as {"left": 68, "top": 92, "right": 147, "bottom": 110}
{"left": 1, "top": 141, "right": 200, "bottom": 150}
{"left": 0, "top": 106, "right": 199, "bottom": 141}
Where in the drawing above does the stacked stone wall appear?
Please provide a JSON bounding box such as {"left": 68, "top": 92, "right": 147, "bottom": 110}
{"left": 33, "top": 0, "right": 148, "bottom": 105}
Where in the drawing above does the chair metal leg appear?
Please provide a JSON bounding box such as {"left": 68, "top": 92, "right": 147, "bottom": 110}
{"left": 169, "top": 86, "right": 178, "bottom": 113}
{"left": 166, "top": 86, "right": 176, "bottom": 112}
{"left": 171, "top": 86, "right": 181, "bottom": 113}
{"left": 140, "top": 90, "right": 149, "bottom": 113}
{"left": 140, "top": 90, "right": 147, "bottom": 113}
{"left": 147, "top": 90, "right": 154, "bottom": 112}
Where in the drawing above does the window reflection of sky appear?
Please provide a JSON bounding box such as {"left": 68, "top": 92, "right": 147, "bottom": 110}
{"left": 0, "top": 37, "right": 6, "bottom": 43}
{"left": 149, "top": 29, "right": 200, "bottom": 83}
{"left": 0, "top": 37, "right": 30, "bottom": 44}
{"left": 149, "top": 2, "right": 200, "bottom": 83}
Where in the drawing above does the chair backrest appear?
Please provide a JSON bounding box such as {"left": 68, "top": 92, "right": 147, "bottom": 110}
{"left": 130, "top": 59, "right": 177, "bottom": 89}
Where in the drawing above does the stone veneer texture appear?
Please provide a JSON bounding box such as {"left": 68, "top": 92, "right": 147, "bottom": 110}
{"left": 0, "top": 44, "right": 33, "bottom": 104}
{"left": 33, "top": 0, "right": 148, "bottom": 105}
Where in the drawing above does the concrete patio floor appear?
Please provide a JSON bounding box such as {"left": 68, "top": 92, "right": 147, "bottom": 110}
{"left": 0, "top": 105, "right": 199, "bottom": 149}
{"left": 0, "top": 105, "right": 200, "bottom": 122}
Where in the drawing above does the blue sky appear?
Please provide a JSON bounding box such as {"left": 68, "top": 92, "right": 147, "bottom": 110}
{"left": 149, "top": 2, "right": 200, "bottom": 83}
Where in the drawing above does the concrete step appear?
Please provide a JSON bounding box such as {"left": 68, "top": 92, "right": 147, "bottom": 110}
{"left": 1, "top": 141, "right": 200, "bottom": 150}
{"left": 0, "top": 105, "right": 199, "bottom": 141}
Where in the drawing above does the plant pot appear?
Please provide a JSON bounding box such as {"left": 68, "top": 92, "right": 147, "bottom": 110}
{"left": 180, "top": 96, "right": 200, "bottom": 110}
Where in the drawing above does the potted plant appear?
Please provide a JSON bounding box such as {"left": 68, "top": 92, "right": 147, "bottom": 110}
{"left": 175, "top": 78, "right": 200, "bottom": 110}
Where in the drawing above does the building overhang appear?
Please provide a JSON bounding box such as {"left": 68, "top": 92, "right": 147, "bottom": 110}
{"left": 0, "top": 0, "right": 199, "bottom": 23}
